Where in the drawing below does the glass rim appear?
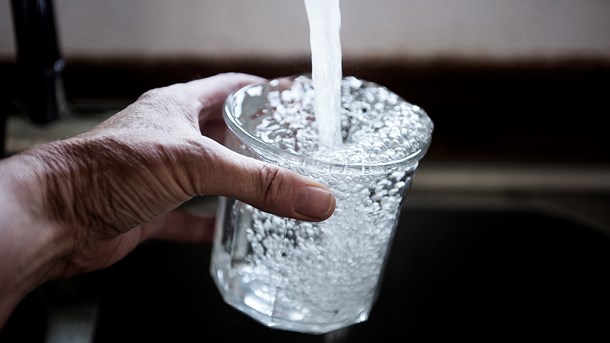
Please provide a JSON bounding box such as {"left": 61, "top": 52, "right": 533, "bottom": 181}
{"left": 223, "top": 74, "right": 433, "bottom": 171}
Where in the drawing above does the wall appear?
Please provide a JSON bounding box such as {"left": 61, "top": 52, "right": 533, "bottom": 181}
{"left": 1, "top": 0, "right": 610, "bottom": 61}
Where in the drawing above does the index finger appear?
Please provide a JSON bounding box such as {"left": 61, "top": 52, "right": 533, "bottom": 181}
{"left": 176, "top": 73, "right": 266, "bottom": 124}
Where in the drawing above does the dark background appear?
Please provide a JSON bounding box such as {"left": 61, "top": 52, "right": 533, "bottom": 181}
{"left": 1, "top": 55, "right": 610, "bottom": 342}
{"left": 2, "top": 57, "right": 609, "bottom": 164}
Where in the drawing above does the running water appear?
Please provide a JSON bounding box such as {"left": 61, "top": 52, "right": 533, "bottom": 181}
{"left": 304, "top": 0, "right": 343, "bottom": 148}
{"left": 210, "top": 0, "right": 434, "bottom": 334}
{"left": 212, "top": 74, "right": 434, "bottom": 333}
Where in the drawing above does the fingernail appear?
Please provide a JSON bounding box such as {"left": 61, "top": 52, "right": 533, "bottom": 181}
{"left": 295, "top": 186, "right": 336, "bottom": 220}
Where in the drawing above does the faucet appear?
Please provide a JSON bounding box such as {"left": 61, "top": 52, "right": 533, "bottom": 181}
{"left": 9, "top": 0, "right": 69, "bottom": 125}
{"left": 2, "top": 0, "right": 69, "bottom": 156}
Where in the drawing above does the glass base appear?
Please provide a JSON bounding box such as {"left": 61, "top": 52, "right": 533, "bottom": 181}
{"left": 210, "top": 263, "right": 369, "bottom": 335}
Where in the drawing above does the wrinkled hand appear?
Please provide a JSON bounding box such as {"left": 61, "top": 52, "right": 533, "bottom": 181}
{"left": 0, "top": 73, "right": 335, "bottom": 326}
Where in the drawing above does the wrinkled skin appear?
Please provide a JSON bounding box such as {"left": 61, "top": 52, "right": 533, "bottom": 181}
{"left": 0, "top": 73, "right": 335, "bottom": 328}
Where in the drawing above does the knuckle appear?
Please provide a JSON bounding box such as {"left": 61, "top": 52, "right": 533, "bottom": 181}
{"left": 138, "top": 87, "right": 165, "bottom": 102}
{"left": 136, "top": 87, "right": 182, "bottom": 117}
{"left": 259, "top": 164, "right": 284, "bottom": 206}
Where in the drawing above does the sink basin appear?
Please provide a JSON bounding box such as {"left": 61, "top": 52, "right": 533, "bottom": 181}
{"left": 350, "top": 206, "right": 610, "bottom": 341}
{"left": 92, "top": 206, "right": 610, "bottom": 341}
{"left": 3, "top": 205, "right": 609, "bottom": 342}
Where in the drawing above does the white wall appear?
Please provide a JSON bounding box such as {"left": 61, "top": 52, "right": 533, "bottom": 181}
{"left": 1, "top": 0, "right": 610, "bottom": 61}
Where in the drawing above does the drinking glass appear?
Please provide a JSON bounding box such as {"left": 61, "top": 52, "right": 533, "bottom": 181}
{"left": 210, "top": 74, "right": 433, "bottom": 334}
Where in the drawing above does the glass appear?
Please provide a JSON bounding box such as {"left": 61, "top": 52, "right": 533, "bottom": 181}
{"left": 210, "top": 74, "right": 433, "bottom": 334}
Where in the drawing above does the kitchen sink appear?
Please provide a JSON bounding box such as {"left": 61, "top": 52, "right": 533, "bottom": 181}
{"left": 3, "top": 108, "right": 610, "bottom": 342}
{"left": 4, "top": 197, "right": 608, "bottom": 342}
{"left": 94, "top": 205, "right": 610, "bottom": 342}
{"left": 3, "top": 49, "right": 609, "bottom": 342}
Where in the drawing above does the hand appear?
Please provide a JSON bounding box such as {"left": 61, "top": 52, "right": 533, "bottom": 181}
{"left": 0, "top": 73, "right": 336, "bottom": 328}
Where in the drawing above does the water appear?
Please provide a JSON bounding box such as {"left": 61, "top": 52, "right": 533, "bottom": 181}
{"left": 256, "top": 75, "right": 432, "bottom": 164}
{"left": 214, "top": 173, "right": 412, "bottom": 333}
{"left": 211, "top": 75, "right": 433, "bottom": 333}
{"left": 305, "top": 0, "right": 343, "bottom": 148}
{"left": 211, "top": 0, "right": 433, "bottom": 334}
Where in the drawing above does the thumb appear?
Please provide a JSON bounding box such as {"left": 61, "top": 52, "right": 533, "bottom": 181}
{"left": 201, "top": 141, "right": 336, "bottom": 222}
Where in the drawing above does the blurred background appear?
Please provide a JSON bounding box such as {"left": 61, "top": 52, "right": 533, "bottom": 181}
{"left": 1, "top": 0, "right": 610, "bottom": 342}
{"left": 1, "top": 0, "right": 609, "bottom": 162}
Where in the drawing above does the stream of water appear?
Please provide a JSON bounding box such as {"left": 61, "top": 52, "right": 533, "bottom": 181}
{"left": 304, "top": 0, "right": 343, "bottom": 148}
